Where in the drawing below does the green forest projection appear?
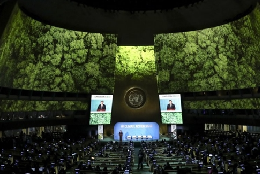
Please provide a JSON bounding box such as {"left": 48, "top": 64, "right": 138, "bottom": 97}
{"left": 115, "top": 46, "right": 156, "bottom": 80}
{"left": 0, "top": 100, "right": 88, "bottom": 112}
{"left": 184, "top": 98, "right": 260, "bottom": 109}
{"left": 155, "top": 5, "right": 260, "bottom": 93}
{"left": 0, "top": 4, "right": 117, "bottom": 94}
{"left": 89, "top": 113, "right": 111, "bottom": 125}
{"left": 1, "top": 4, "right": 260, "bottom": 95}
{"left": 161, "top": 112, "right": 183, "bottom": 124}
{"left": 1, "top": 98, "right": 260, "bottom": 112}
{"left": 1, "top": 4, "right": 260, "bottom": 114}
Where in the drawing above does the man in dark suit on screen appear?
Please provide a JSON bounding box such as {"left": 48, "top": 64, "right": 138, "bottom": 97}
{"left": 97, "top": 101, "right": 106, "bottom": 111}
{"left": 167, "top": 100, "right": 175, "bottom": 110}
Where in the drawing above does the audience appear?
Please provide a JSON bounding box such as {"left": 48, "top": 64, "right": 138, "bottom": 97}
{"left": 1, "top": 129, "right": 260, "bottom": 173}
{"left": 139, "top": 130, "right": 260, "bottom": 174}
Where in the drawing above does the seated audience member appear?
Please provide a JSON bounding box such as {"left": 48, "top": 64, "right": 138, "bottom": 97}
{"left": 86, "top": 164, "right": 93, "bottom": 170}
{"left": 164, "top": 162, "right": 173, "bottom": 170}
{"left": 118, "top": 164, "right": 123, "bottom": 171}
{"left": 58, "top": 168, "right": 66, "bottom": 174}
{"left": 112, "top": 167, "right": 119, "bottom": 174}
{"left": 166, "top": 152, "right": 172, "bottom": 157}
{"left": 95, "top": 165, "right": 101, "bottom": 171}
{"left": 103, "top": 166, "right": 109, "bottom": 174}
{"left": 209, "top": 166, "right": 218, "bottom": 174}
{"left": 78, "top": 161, "right": 84, "bottom": 170}
{"left": 162, "top": 149, "right": 167, "bottom": 154}
{"left": 124, "top": 164, "right": 131, "bottom": 171}
{"left": 173, "top": 165, "right": 180, "bottom": 170}
{"left": 216, "top": 161, "right": 224, "bottom": 172}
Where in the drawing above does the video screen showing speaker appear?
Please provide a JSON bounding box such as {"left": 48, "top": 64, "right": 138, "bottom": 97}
{"left": 159, "top": 94, "right": 183, "bottom": 124}
{"left": 89, "top": 95, "right": 113, "bottom": 125}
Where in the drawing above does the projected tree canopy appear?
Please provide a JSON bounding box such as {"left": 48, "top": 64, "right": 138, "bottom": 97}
{"left": 184, "top": 98, "right": 260, "bottom": 109}
{"left": 0, "top": 100, "right": 88, "bottom": 112}
{"left": 1, "top": 97, "right": 260, "bottom": 112}
{"left": 115, "top": 46, "right": 156, "bottom": 80}
{"left": 1, "top": 4, "right": 260, "bottom": 112}
{"left": 0, "top": 4, "right": 117, "bottom": 94}
{"left": 1, "top": 4, "right": 260, "bottom": 94}
{"left": 155, "top": 6, "right": 260, "bottom": 93}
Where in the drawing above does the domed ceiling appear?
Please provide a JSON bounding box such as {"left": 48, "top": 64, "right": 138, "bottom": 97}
{"left": 15, "top": 0, "right": 259, "bottom": 44}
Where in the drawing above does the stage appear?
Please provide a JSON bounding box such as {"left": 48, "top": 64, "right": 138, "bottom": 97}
{"left": 100, "top": 135, "right": 171, "bottom": 143}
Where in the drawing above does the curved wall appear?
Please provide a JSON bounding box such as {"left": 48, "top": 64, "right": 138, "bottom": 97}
{"left": 17, "top": 0, "right": 257, "bottom": 35}
{"left": 155, "top": 5, "right": 260, "bottom": 93}
{"left": 0, "top": 4, "right": 117, "bottom": 93}
{"left": 1, "top": 4, "right": 260, "bottom": 96}
{"left": 0, "top": 100, "right": 88, "bottom": 112}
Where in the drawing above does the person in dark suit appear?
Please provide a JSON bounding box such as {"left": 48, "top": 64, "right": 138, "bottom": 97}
{"left": 119, "top": 130, "right": 123, "bottom": 142}
{"left": 137, "top": 149, "right": 144, "bottom": 170}
{"left": 97, "top": 101, "right": 106, "bottom": 111}
{"left": 167, "top": 100, "right": 175, "bottom": 110}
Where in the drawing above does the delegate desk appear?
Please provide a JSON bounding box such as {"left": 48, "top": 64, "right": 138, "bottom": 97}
{"left": 127, "top": 135, "right": 152, "bottom": 141}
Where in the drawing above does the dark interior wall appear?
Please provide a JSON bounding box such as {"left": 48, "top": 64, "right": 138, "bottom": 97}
{"left": 66, "top": 124, "right": 97, "bottom": 138}
{"left": 107, "top": 45, "right": 164, "bottom": 135}
{"left": 2, "top": 113, "right": 260, "bottom": 133}
{"left": 108, "top": 75, "right": 167, "bottom": 135}
{"left": 111, "top": 76, "right": 161, "bottom": 123}
{"left": 0, "top": 117, "right": 87, "bottom": 131}
{"left": 0, "top": 0, "right": 16, "bottom": 39}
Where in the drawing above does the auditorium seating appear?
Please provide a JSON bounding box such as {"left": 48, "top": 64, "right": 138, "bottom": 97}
{"left": 76, "top": 141, "right": 134, "bottom": 174}
{"left": 1, "top": 130, "right": 260, "bottom": 173}
{"left": 137, "top": 130, "right": 260, "bottom": 174}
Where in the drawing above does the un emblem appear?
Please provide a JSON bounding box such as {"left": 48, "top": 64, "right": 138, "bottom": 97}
{"left": 125, "top": 88, "right": 146, "bottom": 108}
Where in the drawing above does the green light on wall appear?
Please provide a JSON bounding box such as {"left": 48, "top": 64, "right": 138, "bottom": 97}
{"left": 155, "top": 5, "right": 260, "bottom": 93}
{"left": 116, "top": 46, "right": 156, "bottom": 80}
{"left": 0, "top": 100, "right": 88, "bottom": 112}
{"left": 183, "top": 98, "right": 260, "bottom": 109}
{"left": 0, "top": 4, "right": 117, "bottom": 93}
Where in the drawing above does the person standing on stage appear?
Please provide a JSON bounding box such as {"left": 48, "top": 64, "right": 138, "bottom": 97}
{"left": 119, "top": 130, "right": 123, "bottom": 142}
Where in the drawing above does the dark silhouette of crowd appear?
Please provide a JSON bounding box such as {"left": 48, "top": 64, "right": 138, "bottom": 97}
{"left": 0, "top": 131, "right": 98, "bottom": 173}
{"left": 1, "top": 129, "right": 260, "bottom": 173}
{"left": 75, "top": 140, "right": 134, "bottom": 174}
{"left": 1, "top": 129, "right": 136, "bottom": 173}
{"left": 138, "top": 130, "right": 260, "bottom": 174}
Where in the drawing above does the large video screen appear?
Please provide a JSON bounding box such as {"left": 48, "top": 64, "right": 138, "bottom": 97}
{"left": 159, "top": 94, "right": 183, "bottom": 124}
{"left": 89, "top": 95, "right": 113, "bottom": 125}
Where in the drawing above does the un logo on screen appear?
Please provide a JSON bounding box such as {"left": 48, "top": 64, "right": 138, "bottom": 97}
{"left": 125, "top": 88, "right": 146, "bottom": 108}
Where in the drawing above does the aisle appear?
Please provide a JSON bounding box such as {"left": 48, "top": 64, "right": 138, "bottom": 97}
{"left": 132, "top": 147, "right": 151, "bottom": 174}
